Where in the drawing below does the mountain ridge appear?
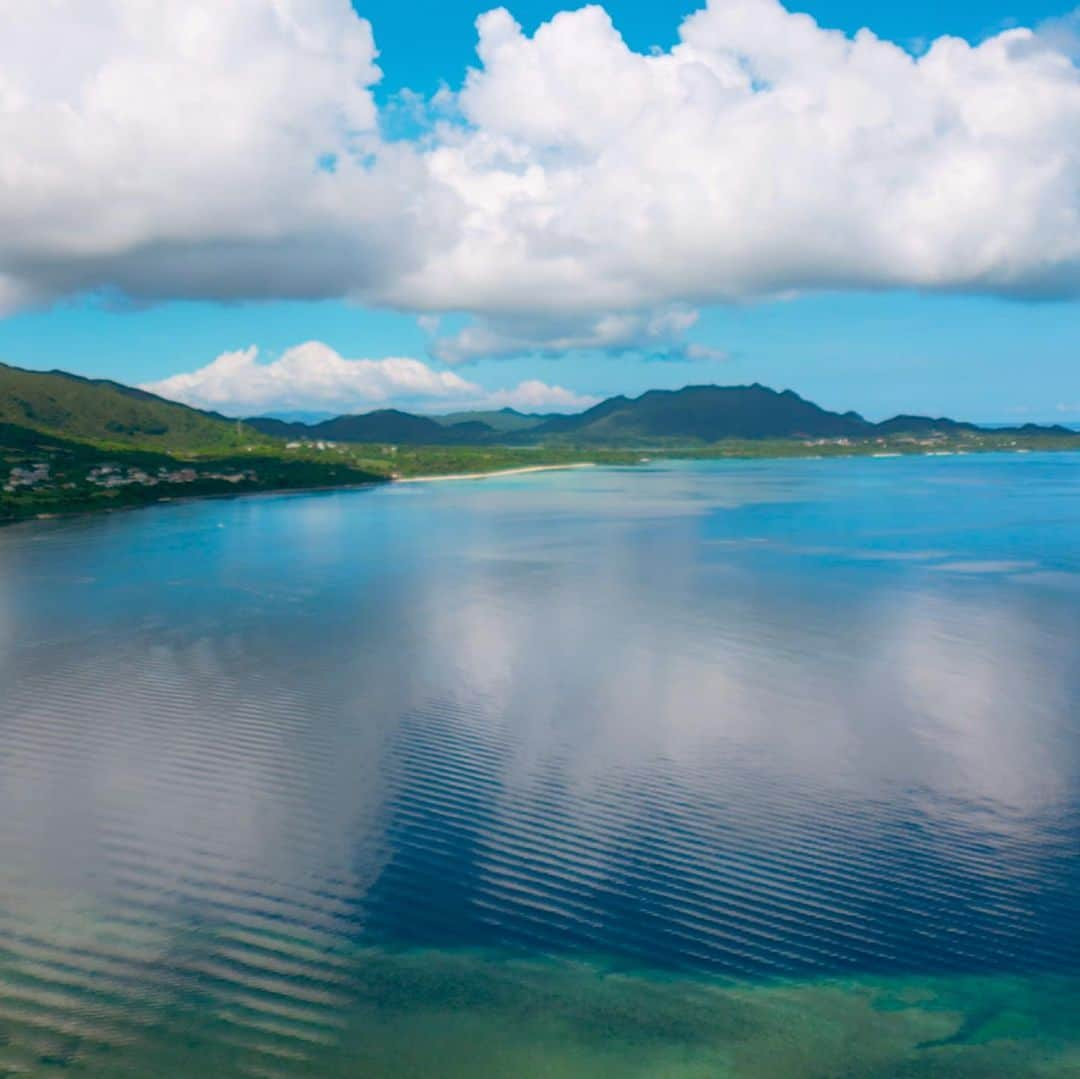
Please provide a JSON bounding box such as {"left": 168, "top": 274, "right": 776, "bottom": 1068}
{"left": 244, "top": 382, "right": 1076, "bottom": 445}
{"left": 1, "top": 361, "right": 1075, "bottom": 448}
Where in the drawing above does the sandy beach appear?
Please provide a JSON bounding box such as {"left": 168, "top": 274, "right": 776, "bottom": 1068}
{"left": 394, "top": 463, "right": 596, "bottom": 484}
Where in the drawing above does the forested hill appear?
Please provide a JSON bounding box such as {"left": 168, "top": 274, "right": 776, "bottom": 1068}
{"left": 0, "top": 362, "right": 254, "bottom": 451}
{"left": 246, "top": 384, "right": 1077, "bottom": 446}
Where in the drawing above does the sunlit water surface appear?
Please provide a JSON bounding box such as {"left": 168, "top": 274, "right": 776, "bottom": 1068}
{"left": 1, "top": 455, "right": 1078, "bottom": 1076}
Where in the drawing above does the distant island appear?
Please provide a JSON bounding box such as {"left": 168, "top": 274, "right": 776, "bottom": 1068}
{"left": 2, "top": 361, "right": 1077, "bottom": 524}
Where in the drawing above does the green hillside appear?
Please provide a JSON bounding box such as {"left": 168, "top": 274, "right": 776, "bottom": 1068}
{"left": 246, "top": 409, "right": 501, "bottom": 445}
{"left": 514, "top": 385, "right": 872, "bottom": 444}
{"left": 0, "top": 418, "right": 386, "bottom": 525}
{"left": 434, "top": 408, "right": 553, "bottom": 433}
{"left": 0, "top": 362, "right": 258, "bottom": 451}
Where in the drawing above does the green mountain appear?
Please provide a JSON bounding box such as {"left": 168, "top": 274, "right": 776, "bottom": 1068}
{"left": 248, "top": 385, "right": 1076, "bottom": 446}
{"left": 433, "top": 408, "right": 555, "bottom": 433}
{"left": 318, "top": 410, "right": 473, "bottom": 444}
{"left": 5, "top": 360, "right": 1075, "bottom": 452}
{"left": 874, "top": 414, "right": 1075, "bottom": 438}
{"left": 247, "top": 385, "right": 892, "bottom": 445}
{"left": 0, "top": 362, "right": 253, "bottom": 451}
{"left": 245, "top": 409, "right": 492, "bottom": 445}
{"left": 874, "top": 414, "right": 977, "bottom": 436}
{"left": 515, "top": 385, "right": 871, "bottom": 443}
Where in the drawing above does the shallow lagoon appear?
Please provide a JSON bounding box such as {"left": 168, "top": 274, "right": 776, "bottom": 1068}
{"left": 1, "top": 454, "right": 1078, "bottom": 1075}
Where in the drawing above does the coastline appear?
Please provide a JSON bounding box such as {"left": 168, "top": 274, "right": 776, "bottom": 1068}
{"left": 394, "top": 462, "right": 597, "bottom": 484}
{"left": 0, "top": 478, "right": 387, "bottom": 529}
{"left": 0, "top": 466, "right": 596, "bottom": 527}
{"left": 4, "top": 445, "right": 1079, "bottom": 528}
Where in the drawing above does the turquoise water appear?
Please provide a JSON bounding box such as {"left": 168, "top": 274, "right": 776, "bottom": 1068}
{"left": 1, "top": 454, "right": 1078, "bottom": 1074}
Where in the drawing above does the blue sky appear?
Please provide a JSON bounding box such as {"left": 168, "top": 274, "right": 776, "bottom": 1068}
{"left": 362, "top": 0, "right": 1069, "bottom": 98}
{"left": 1, "top": 0, "right": 1078, "bottom": 422}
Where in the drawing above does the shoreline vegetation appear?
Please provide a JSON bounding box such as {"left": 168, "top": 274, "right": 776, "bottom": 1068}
{"left": 3, "top": 434, "right": 1079, "bottom": 527}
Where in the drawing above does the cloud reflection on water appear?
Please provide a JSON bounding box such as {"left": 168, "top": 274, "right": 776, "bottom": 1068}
{"left": 0, "top": 455, "right": 1077, "bottom": 1073}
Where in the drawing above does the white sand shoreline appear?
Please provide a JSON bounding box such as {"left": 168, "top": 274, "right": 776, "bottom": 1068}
{"left": 394, "top": 463, "right": 596, "bottom": 484}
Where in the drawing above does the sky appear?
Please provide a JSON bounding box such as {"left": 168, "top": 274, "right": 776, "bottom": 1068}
{"left": 0, "top": 0, "right": 1078, "bottom": 422}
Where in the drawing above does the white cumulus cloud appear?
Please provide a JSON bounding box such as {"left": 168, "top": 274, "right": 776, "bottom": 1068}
{"left": 142, "top": 342, "right": 597, "bottom": 414}
{"left": 2, "top": 0, "right": 1080, "bottom": 360}
{"left": 0, "top": 0, "right": 446, "bottom": 309}
{"left": 394, "top": 1, "right": 1080, "bottom": 317}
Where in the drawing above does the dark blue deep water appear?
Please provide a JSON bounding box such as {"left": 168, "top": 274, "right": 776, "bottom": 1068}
{"left": 1, "top": 454, "right": 1078, "bottom": 1075}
